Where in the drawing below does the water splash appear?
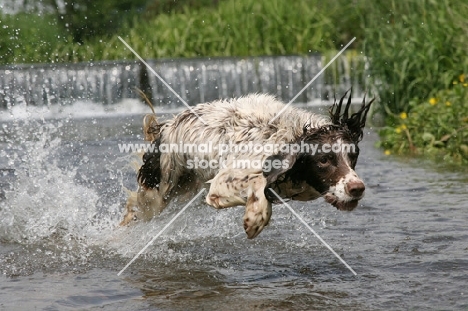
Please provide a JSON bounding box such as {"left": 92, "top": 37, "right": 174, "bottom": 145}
{"left": 0, "top": 99, "right": 156, "bottom": 121}
{"left": 0, "top": 111, "right": 243, "bottom": 257}
{"left": 0, "top": 105, "right": 332, "bottom": 278}
{"left": 0, "top": 120, "right": 104, "bottom": 243}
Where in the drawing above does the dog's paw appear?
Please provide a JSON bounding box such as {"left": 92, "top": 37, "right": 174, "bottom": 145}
{"left": 119, "top": 211, "right": 138, "bottom": 226}
{"left": 243, "top": 190, "right": 272, "bottom": 239}
{"left": 120, "top": 190, "right": 139, "bottom": 226}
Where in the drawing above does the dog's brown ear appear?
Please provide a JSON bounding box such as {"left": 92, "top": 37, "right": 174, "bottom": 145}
{"left": 262, "top": 153, "right": 297, "bottom": 185}
{"left": 329, "top": 89, "right": 375, "bottom": 142}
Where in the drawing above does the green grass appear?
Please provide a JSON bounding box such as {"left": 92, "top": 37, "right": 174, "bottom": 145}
{"left": 0, "top": 11, "right": 133, "bottom": 64}
{"left": 1, "top": 0, "right": 365, "bottom": 64}
{"left": 0, "top": 13, "right": 68, "bottom": 64}
{"left": 359, "top": 0, "right": 468, "bottom": 165}
{"left": 361, "top": 0, "right": 468, "bottom": 116}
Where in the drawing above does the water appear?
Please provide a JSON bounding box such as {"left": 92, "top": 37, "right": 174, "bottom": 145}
{"left": 0, "top": 55, "right": 366, "bottom": 109}
{"left": 1, "top": 101, "right": 468, "bottom": 310}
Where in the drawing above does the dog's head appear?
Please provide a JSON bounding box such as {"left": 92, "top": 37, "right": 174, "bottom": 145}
{"left": 264, "top": 91, "right": 374, "bottom": 211}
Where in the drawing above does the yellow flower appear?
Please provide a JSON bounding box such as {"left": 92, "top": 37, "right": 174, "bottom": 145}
{"left": 429, "top": 98, "right": 438, "bottom": 105}
{"left": 399, "top": 112, "right": 408, "bottom": 119}
{"left": 445, "top": 101, "right": 451, "bottom": 107}
{"left": 384, "top": 150, "right": 391, "bottom": 156}
{"left": 464, "top": 83, "right": 468, "bottom": 87}
{"left": 460, "top": 74, "right": 465, "bottom": 83}
{"left": 395, "top": 124, "right": 407, "bottom": 134}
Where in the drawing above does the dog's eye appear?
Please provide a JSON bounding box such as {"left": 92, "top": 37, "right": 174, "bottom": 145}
{"left": 319, "top": 155, "right": 332, "bottom": 165}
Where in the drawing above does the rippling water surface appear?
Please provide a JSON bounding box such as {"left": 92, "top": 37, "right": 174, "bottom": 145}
{"left": 0, "top": 102, "right": 467, "bottom": 310}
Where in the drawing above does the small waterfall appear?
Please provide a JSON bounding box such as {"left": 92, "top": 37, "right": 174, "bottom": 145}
{"left": 0, "top": 61, "right": 141, "bottom": 108}
{"left": 0, "top": 55, "right": 367, "bottom": 109}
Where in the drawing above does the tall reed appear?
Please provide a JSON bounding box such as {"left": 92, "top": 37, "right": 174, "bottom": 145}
{"left": 360, "top": 0, "right": 468, "bottom": 115}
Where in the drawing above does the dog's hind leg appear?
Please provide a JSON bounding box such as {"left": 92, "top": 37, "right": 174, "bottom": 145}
{"left": 121, "top": 187, "right": 167, "bottom": 225}
{"left": 136, "top": 185, "right": 167, "bottom": 219}
{"left": 206, "top": 168, "right": 272, "bottom": 239}
{"left": 133, "top": 152, "right": 187, "bottom": 222}
{"left": 121, "top": 138, "right": 169, "bottom": 225}
{"left": 120, "top": 187, "right": 168, "bottom": 227}
{"left": 120, "top": 190, "right": 138, "bottom": 226}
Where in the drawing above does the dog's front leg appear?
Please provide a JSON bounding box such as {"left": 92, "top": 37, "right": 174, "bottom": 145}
{"left": 242, "top": 175, "right": 272, "bottom": 239}
{"left": 206, "top": 169, "right": 272, "bottom": 239}
{"left": 206, "top": 168, "right": 265, "bottom": 208}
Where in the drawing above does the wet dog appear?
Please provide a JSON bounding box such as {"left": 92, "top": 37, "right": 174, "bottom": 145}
{"left": 122, "top": 91, "right": 373, "bottom": 238}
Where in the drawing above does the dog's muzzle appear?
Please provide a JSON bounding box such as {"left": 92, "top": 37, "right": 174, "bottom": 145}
{"left": 324, "top": 179, "right": 365, "bottom": 211}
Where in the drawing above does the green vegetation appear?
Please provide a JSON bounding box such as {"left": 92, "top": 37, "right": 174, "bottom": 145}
{"left": 0, "top": 13, "right": 65, "bottom": 64}
{"left": 1, "top": 0, "right": 468, "bottom": 165}
{"left": 54, "top": 0, "right": 148, "bottom": 43}
{"left": 361, "top": 0, "right": 468, "bottom": 116}
{"left": 378, "top": 76, "right": 468, "bottom": 165}
{"left": 1, "top": 0, "right": 362, "bottom": 64}
{"left": 361, "top": 0, "right": 468, "bottom": 165}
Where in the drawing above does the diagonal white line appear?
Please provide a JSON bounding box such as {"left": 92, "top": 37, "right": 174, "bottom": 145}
{"left": 268, "top": 188, "right": 357, "bottom": 276}
{"left": 268, "top": 37, "right": 356, "bottom": 124}
{"left": 118, "top": 36, "right": 207, "bottom": 125}
{"left": 117, "top": 188, "right": 206, "bottom": 276}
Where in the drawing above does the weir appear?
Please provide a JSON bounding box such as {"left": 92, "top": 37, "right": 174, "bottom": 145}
{"left": 0, "top": 55, "right": 366, "bottom": 109}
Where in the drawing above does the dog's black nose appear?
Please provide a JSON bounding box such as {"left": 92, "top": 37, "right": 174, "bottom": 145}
{"left": 346, "top": 181, "right": 365, "bottom": 197}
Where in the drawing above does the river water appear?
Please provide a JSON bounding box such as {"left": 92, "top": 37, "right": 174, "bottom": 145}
{"left": 0, "top": 101, "right": 467, "bottom": 310}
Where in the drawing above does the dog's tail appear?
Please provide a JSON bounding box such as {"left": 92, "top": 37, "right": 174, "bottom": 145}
{"left": 136, "top": 88, "right": 163, "bottom": 142}
{"left": 137, "top": 91, "right": 163, "bottom": 189}
{"left": 143, "top": 114, "right": 162, "bottom": 142}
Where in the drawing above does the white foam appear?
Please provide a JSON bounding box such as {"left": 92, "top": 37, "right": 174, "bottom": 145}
{"left": 0, "top": 99, "right": 185, "bottom": 121}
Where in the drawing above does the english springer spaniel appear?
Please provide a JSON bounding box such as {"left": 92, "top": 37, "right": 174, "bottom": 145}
{"left": 121, "top": 91, "right": 374, "bottom": 238}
